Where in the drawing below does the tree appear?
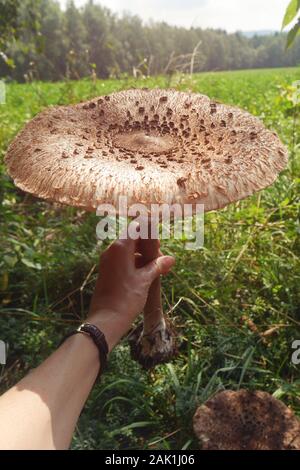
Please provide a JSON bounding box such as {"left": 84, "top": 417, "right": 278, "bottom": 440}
{"left": 0, "top": 0, "right": 20, "bottom": 44}
{"left": 1, "top": 0, "right": 300, "bottom": 81}
{"left": 65, "top": 1, "right": 89, "bottom": 79}
{"left": 0, "top": 0, "right": 41, "bottom": 69}
{"left": 82, "top": 2, "right": 117, "bottom": 78}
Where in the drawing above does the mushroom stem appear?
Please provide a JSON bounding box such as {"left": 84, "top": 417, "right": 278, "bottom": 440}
{"left": 140, "top": 234, "right": 163, "bottom": 330}
{"left": 143, "top": 275, "right": 163, "bottom": 335}
{"left": 129, "top": 228, "right": 177, "bottom": 369}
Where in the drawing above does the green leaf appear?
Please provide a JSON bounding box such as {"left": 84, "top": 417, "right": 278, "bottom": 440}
{"left": 21, "top": 258, "right": 42, "bottom": 270}
{"left": 167, "top": 363, "right": 180, "bottom": 391}
{"left": 5, "top": 57, "right": 15, "bottom": 69}
{"left": 282, "top": 0, "right": 300, "bottom": 29}
{"left": 110, "top": 421, "right": 154, "bottom": 437}
{"left": 286, "top": 18, "right": 300, "bottom": 48}
{"left": 3, "top": 255, "right": 18, "bottom": 268}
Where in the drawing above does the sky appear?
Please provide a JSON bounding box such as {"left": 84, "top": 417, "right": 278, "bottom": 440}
{"left": 59, "top": 0, "right": 289, "bottom": 33}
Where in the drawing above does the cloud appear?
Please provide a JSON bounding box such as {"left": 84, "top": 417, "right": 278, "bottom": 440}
{"left": 62, "top": 0, "right": 287, "bottom": 32}
{"left": 150, "top": 0, "right": 208, "bottom": 7}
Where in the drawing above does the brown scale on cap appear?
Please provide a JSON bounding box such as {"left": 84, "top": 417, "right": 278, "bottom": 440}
{"left": 193, "top": 390, "right": 300, "bottom": 450}
{"left": 5, "top": 88, "right": 288, "bottom": 212}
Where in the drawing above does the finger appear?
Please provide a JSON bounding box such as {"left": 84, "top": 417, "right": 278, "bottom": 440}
{"left": 117, "top": 220, "right": 140, "bottom": 258}
{"left": 135, "top": 247, "right": 163, "bottom": 268}
{"left": 134, "top": 252, "right": 144, "bottom": 268}
{"left": 137, "top": 237, "right": 160, "bottom": 265}
{"left": 141, "top": 255, "right": 175, "bottom": 282}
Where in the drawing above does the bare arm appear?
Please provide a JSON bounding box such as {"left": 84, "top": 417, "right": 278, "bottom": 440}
{"left": 0, "top": 233, "right": 174, "bottom": 450}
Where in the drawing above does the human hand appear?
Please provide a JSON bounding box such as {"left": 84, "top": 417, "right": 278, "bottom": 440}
{"left": 87, "top": 224, "right": 175, "bottom": 351}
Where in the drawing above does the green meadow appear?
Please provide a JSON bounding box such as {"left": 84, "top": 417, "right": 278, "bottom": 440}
{"left": 0, "top": 67, "right": 299, "bottom": 449}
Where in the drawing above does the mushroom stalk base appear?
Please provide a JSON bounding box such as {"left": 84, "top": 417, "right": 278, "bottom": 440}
{"left": 129, "top": 316, "right": 177, "bottom": 369}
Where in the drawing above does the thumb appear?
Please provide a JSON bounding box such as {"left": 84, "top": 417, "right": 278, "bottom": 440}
{"left": 142, "top": 255, "right": 175, "bottom": 282}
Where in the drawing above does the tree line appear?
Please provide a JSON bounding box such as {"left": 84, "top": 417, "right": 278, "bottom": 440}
{"left": 0, "top": 0, "right": 300, "bottom": 82}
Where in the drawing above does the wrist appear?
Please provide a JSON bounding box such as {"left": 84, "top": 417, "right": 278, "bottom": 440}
{"left": 61, "top": 332, "right": 100, "bottom": 377}
{"left": 87, "top": 309, "right": 127, "bottom": 352}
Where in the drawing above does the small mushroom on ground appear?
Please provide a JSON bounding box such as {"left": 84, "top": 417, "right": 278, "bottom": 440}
{"left": 5, "top": 89, "right": 288, "bottom": 368}
{"left": 193, "top": 390, "right": 300, "bottom": 450}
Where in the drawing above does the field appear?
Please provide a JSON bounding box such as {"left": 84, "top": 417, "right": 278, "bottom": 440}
{"left": 0, "top": 67, "right": 299, "bottom": 450}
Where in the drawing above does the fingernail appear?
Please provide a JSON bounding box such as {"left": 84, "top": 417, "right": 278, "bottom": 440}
{"left": 158, "top": 256, "right": 175, "bottom": 273}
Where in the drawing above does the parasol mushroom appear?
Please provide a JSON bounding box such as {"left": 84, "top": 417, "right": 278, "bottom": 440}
{"left": 193, "top": 389, "right": 300, "bottom": 450}
{"left": 5, "top": 88, "right": 288, "bottom": 368}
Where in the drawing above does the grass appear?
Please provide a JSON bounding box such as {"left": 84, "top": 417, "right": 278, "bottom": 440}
{"left": 0, "top": 67, "right": 300, "bottom": 450}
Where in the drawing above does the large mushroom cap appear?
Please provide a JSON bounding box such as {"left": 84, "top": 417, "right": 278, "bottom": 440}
{"left": 193, "top": 389, "right": 300, "bottom": 450}
{"left": 5, "top": 89, "right": 288, "bottom": 212}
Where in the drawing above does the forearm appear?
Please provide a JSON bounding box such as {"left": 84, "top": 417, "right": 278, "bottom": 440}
{"left": 0, "top": 235, "right": 174, "bottom": 450}
{"left": 0, "top": 333, "right": 100, "bottom": 450}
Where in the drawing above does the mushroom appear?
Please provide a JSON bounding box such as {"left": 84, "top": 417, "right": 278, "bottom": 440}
{"left": 193, "top": 390, "right": 300, "bottom": 450}
{"left": 5, "top": 89, "right": 288, "bottom": 368}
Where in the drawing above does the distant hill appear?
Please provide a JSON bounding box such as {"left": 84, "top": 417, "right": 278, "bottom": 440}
{"left": 240, "top": 30, "right": 278, "bottom": 38}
